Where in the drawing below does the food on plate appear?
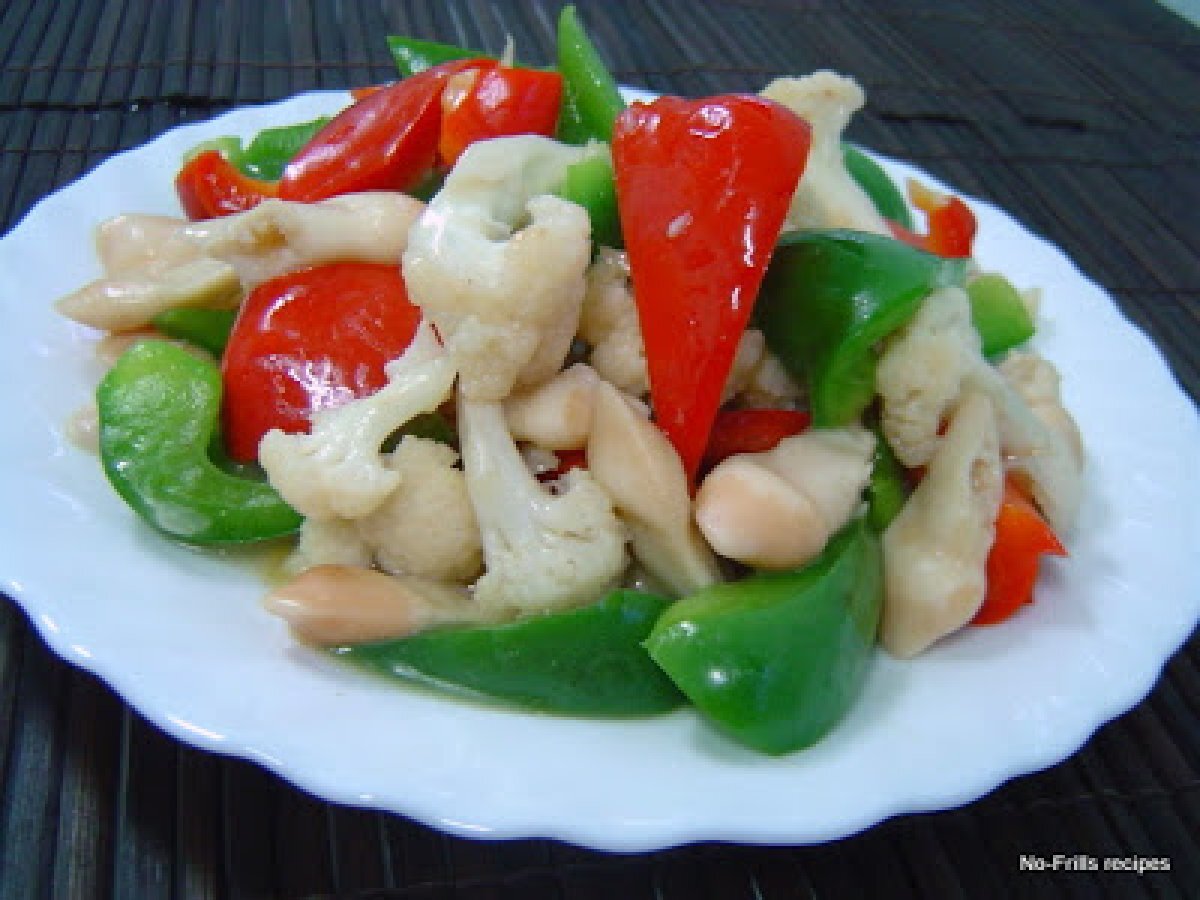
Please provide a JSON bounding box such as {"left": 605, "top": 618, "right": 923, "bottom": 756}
{"left": 54, "top": 6, "right": 1083, "bottom": 754}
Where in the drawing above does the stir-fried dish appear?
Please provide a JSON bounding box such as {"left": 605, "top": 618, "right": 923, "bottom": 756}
{"left": 55, "top": 7, "right": 1083, "bottom": 755}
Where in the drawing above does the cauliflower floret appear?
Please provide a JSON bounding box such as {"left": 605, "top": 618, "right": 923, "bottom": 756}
{"left": 967, "top": 360, "right": 1083, "bottom": 535}
{"left": 876, "top": 286, "right": 981, "bottom": 468}
{"left": 458, "top": 394, "right": 628, "bottom": 615}
{"left": 880, "top": 390, "right": 1003, "bottom": 658}
{"left": 355, "top": 437, "right": 483, "bottom": 583}
{"left": 578, "top": 250, "right": 800, "bottom": 408}
{"left": 736, "top": 350, "right": 806, "bottom": 409}
{"left": 579, "top": 249, "right": 648, "bottom": 395}
{"left": 587, "top": 381, "right": 722, "bottom": 596}
{"left": 694, "top": 425, "right": 876, "bottom": 570}
{"left": 877, "top": 287, "right": 1084, "bottom": 533}
{"left": 259, "top": 322, "right": 456, "bottom": 521}
{"left": 761, "top": 71, "right": 890, "bottom": 235}
{"left": 998, "top": 350, "right": 1085, "bottom": 468}
{"left": 402, "top": 135, "right": 597, "bottom": 401}
{"left": 282, "top": 518, "right": 373, "bottom": 577}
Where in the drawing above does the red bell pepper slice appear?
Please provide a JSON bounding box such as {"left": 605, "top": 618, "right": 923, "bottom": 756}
{"left": 612, "top": 94, "right": 811, "bottom": 483}
{"left": 972, "top": 479, "right": 1067, "bottom": 625}
{"left": 700, "top": 408, "right": 811, "bottom": 473}
{"left": 277, "top": 61, "right": 477, "bottom": 202}
{"left": 220, "top": 262, "right": 423, "bottom": 462}
{"left": 888, "top": 179, "right": 977, "bottom": 258}
{"left": 438, "top": 62, "right": 564, "bottom": 166}
{"left": 175, "top": 149, "right": 277, "bottom": 220}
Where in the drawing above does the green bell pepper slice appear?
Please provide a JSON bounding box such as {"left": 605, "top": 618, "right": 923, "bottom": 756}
{"left": 645, "top": 519, "right": 882, "bottom": 755}
{"left": 96, "top": 340, "right": 302, "bottom": 545}
{"left": 238, "top": 117, "right": 331, "bottom": 180}
{"left": 967, "top": 272, "right": 1035, "bottom": 357}
{"left": 554, "top": 153, "right": 623, "bottom": 248}
{"left": 755, "top": 229, "right": 967, "bottom": 427}
{"left": 184, "top": 118, "right": 330, "bottom": 182}
{"left": 556, "top": 5, "right": 625, "bottom": 144}
{"left": 335, "top": 589, "right": 684, "bottom": 717}
{"left": 152, "top": 308, "right": 237, "bottom": 357}
{"left": 866, "top": 424, "right": 908, "bottom": 532}
{"left": 386, "top": 35, "right": 486, "bottom": 78}
{"left": 842, "top": 142, "right": 913, "bottom": 230}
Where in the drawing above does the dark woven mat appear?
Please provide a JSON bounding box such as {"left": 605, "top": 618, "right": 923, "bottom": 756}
{"left": 1, "top": 1, "right": 1198, "bottom": 897}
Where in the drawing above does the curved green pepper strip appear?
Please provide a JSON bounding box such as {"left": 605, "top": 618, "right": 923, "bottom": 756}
{"left": 386, "top": 35, "right": 486, "bottom": 78}
{"left": 97, "top": 340, "right": 302, "bottom": 545}
{"left": 967, "top": 272, "right": 1035, "bottom": 357}
{"left": 554, "top": 153, "right": 623, "bottom": 249}
{"left": 556, "top": 5, "right": 625, "bottom": 144}
{"left": 755, "top": 229, "right": 967, "bottom": 427}
{"left": 334, "top": 590, "right": 684, "bottom": 717}
{"left": 152, "top": 308, "right": 237, "bottom": 357}
{"left": 645, "top": 518, "right": 882, "bottom": 755}
{"left": 842, "top": 142, "right": 913, "bottom": 229}
{"left": 866, "top": 423, "right": 908, "bottom": 532}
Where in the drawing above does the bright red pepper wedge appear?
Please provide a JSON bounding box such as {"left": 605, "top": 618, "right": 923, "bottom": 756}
{"left": 612, "top": 95, "right": 811, "bottom": 483}
{"left": 700, "top": 408, "right": 812, "bottom": 473}
{"left": 175, "top": 150, "right": 277, "bottom": 220}
{"left": 888, "top": 179, "right": 977, "bottom": 258}
{"left": 438, "top": 62, "right": 564, "bottom": 167}
{"left": 220, "top": 262, "right": 423, "bottom": 462}
{"left": 972, "top": 479, "right": 1067, "bottom": 625}
{"left": 277, "top": 61, "right": 476, "bottom": 202}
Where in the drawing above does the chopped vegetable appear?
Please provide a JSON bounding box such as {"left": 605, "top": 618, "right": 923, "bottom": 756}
{"left": 96, "top": 340, "right": 302, "bottom": 544}
{"left": 865, "top": 425, "right": 909, "bottom": 532}
{"left": 438, "top": 62, "right": 563, "bottom": 166}
{"left": 554, "top": 152, "right": 622, "bottom": 249}
{"left": 890, "top": 179, "right": 977, "bottom": 258}
{"left": 755, "top": 229, "right": 966, "bottom": 427}
{"left": 612, "top": 93, "right": 811, "bottom": 481}
{"left": 842, "top": 141, "right": 913, "bottom": 229}
{"left": 556, "top": 5, "right": 626, "bottom": 144}
{"left": 152, "top": 307, "right": 236, "bottom": 356}
{"left": 236, "top": 117, "right": 331, "bottom": 180}
{"left": 646, "top": 518, "right": 882, "bottom": 754}
{"left": 277, "top": 62, "right": 475, "bottom": 202}
{"left": 967, "top": 273, "right": 1036, "bottom": 357}
{"left": 401, "top": 135, "right": 594, "bottom": 401}
{"left": 175, "top": 149, "right": 276, "bottom": 220}
{"left": 972, "top": 479, "right": 1067, "bottom": 626}
{"left": 220, "top": 262, "right": 423, "bottom": 463}
{"left": 335, "top": 589, "right": 684, "bottom": 716}
{"left": 457, "top": 398, "right": 627, "bottom": 616}
{"left": 386, "top": 35, "right": 486, "bottom": 78}
{"left": 257, "top": 321, "right": 456, "bottom": 523}
{"left": 760, "top": 72, "right": 890, "bottom": 235}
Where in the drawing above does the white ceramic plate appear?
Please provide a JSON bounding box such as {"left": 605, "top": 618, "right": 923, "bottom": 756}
{"left": 1, "top": 91, "right": 1197, "bottom": 852}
